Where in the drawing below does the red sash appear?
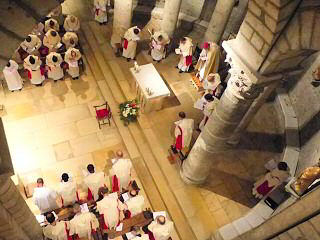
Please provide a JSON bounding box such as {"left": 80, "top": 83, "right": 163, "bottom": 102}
{"left": 112, "top": 175, "right": 119, "bottom": 192}
{"left": 95, "top": 8, "right": 100, "bottom": 15}
{"left": 123, "top": 39, "right": 129, "bottom": 50}
{"left": 185, "top": 55, "right": 192, "bottom": 66}
{"left": 148, "top": 231, "right": 156, "bottom": 240}
{"left": 175, "top": 126, "right": 183, "bottom": 151}
{"left": 40, "top": 66, "right": 45, "bottom": 75}
{"left": 65, "top": 222, "right": 73, "bottom": 240}
{"left": 256, "top": 180, "right": 274, "bottom": 196}
{"left": 26, "top": 69, "right": 32, "bottom": 80}
{"left": 87, "top": 188, "right": 94, "bottom": 201}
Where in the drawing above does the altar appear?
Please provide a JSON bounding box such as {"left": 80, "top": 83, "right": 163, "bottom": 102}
{"left": 130, "top": 63, "right": 170, "bottom": 113}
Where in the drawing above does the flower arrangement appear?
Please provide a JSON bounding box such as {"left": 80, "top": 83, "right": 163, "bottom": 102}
{"left": 119, "top": 99, "right": 140, "bottom": 126}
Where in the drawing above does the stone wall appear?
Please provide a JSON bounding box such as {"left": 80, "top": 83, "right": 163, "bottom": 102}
{"left": 288, "top": 52, "right": 320, "bottom": 174}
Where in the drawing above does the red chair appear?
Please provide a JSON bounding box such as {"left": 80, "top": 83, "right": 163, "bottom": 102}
{"left": 94, "top": 102, "right": 112, "bottom": 128}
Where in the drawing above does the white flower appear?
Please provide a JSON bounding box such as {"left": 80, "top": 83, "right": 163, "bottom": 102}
{"left": 122, "top": 111, "right": 128, "bottom": 117}
{"left": 132, "top": 109, "right": 136, "bottom": 115}
{"left": 126, "top": 104, "right": 129, "bottom": 107}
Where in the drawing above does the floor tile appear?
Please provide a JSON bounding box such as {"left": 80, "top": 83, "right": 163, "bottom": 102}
{"left": 69, "top": 133, "right": 102, "bottom": 156}
{"left": 76, "top": 117, "right": 101, "bottom": 136}
{"left": 53, "top": 141, "right": 74, "bottom": 161}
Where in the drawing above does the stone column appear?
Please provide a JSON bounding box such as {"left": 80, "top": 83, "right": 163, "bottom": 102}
{"left": 228, "top": 81, "right": 280, "bottom": 145}
{"left": 161, "top": 0, "right": 183, "bottom": 37}
{"left": 203, "top": 0, "right": 236, "bottom": 44}
{"left": 180, "top": 63, "right": 262, "bottom": 184}
{"left": 0, "top": 178, "right": 43, "bottom": 240}
{"left": 110, "top": 0, "right": 133, "bottom": 47}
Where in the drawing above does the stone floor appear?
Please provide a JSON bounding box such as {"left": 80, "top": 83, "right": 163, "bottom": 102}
{"left": 0, "top": 1, "right": 284, "bottom": 239}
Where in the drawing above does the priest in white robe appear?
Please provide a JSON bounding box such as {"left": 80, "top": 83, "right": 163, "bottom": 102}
{"left": 3, "top": 60, "right": 23, "bottom": 92}
{"left": 83, "top": 164, "right": 106, "bottom": 201}
{"left": 198, "top": 94, "right": 217, "bottom": 131}
{"left": 23, "top": 55, "right": 45, "bottom": 87}
{"left": 175, "top": 37, "right": 193, "bottom": 73}
{"left": 62, "top": 32, "right": 79, "bottom": 50}
{"left": 123, "top": 26, "right": 140, "bottom": 61}
{"left": 124, "top": 190, "right": 144, "bottom": 218}
{"left": 43, "top": 29, "right": 62, "bottom": 53}
{"left": 110, "top": 150, "right": 132, "bottom": 192}
{"left": 33, "top": 178, "right": 59, "bottom": 214}
{"left": 43, "top": 212, "right": 70, "bottom": 240}
{"left": 69, "top": 204, "right": 99, "bottom": 240}
{"left": 20, "top": 34, "right": 42, "bottom": 55}
{"left": 150, "top": 30, "right": 170, "bottom": 62}
{"left": 45, "top": 18, "right": 60, "bottom": 33}
{"left": 46, "top": 52, "right": 64, "bottom": 82}
{"left": 57, "top": 173, "right": 78, "bottom": 207}
{"left": 64, "top": 15, "right": 80, "bottom": 32}
{"left": 65, "top": 48, "right": 82, "bottom": 79}
{"left": 195, "top": 42, "right": 220, "bottom": 81}
{"left": 203, "top": 73, "right": 221, "bottom": 96}
{"left": 130, "top": 226, "right": 149, "bottom": 240}
{"left": 148, "top": 216, "right": 174, "bottom": 240}
{"left": 96, "top": 191, "right": 125, "bottom": 230}
{"left": 94, "top": 0, "right": 108, "bottom": 25}
{"left": 172, "top": 112, "right": 194, "bottom": 154}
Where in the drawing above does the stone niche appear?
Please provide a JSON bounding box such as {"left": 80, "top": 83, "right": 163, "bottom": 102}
{"left": 0, "top": 118, "right": 14, "bottom": 178}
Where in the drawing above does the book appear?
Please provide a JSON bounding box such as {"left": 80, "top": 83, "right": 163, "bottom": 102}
{"left": 122, "top": 192, "right": 129, "bottom": 202}
{"left": 175, "top": 48, "right": 181, "bottom": 54}
{"left": 80, "top": 203, "right": 89, "bottom": 213}
{"left": 116, "top": 223, "right": 123, "bottom": 231}
{"left": 153, "top": 211, "right": 166, "bottom": 219}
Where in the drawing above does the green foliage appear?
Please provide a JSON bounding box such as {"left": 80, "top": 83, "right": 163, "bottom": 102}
{"left": 119, "top": 99, "right": 140, "bottom": 126}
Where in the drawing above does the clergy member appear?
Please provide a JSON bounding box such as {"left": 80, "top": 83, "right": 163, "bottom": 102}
{"left": 32, "top": 22, "right": 45, "bottom": 40}
{"left": 110, "top": 150, "right": 132, "bottom": 192}
{"left": 20, "top": 34, "right": 42, "bottom": 55}
{"left": 65, "top": 48, "right": 82, "bottom": 80}
{"left": 123, "top": 26, "right": 141, "bottom": 62}
{"left": 46, "top": 52, "right": 64, "bottom": 82}
{"left": 150, "top": 30, "right": 170, "bottom": 62}
{"left": 175, "top": 37, "right": 193, "bottom": 73}
{"left": 33, "top": 178, "right": 59, "bottom": 214}
{"left": 57, "top": 173, "right": 78, "bottom": 207}
{"left": 148, "top": 216, "right": 174, "bottom": 240}
{"left": 203, "top": 73, "right": 221, "bottom": 96}
{"left": 64, "top": 15, "right": 80, "bottom": 32}
{"left": 69, "top": 204, "right": 99, "bottom": 240}
{"left": 252, "top": 162, "right": 290, "bottom": 199}
{"left": 198, "top": 94, "right": 217, "bottom": 131}
{"left": 94, "top": 0, "right": 108, "bottom": 25}
{"left": 130, "top": 226, "right": 149, "bottom": 240}
{"left": 195, "top": 42, "right": 220, "bottom": 81}
{"left": 23, "top": 55, "right": 45, "bottom": 87}
{"left": 124, "top": 190, "right": 144, "bottom": 218}
{"left": 43, "top": 212, "right": 71, "bottom": 240}
{"left": 3, "top": 60, "right": 23, "bottom": 92}
{"left": 43, "top": 29, "right": 62, "bottom": 53}
{"left": 83, "top": 164, "right": 106, "bottom": 201}
{"left": 172, "top": 112, "right": 194, "bottom": 156}
{"left": 96, "top": 190, "right": 125, "bottom": 231}
{"left": 62, "top": 32, "right": 79, "bottom": 50}
{"left": 45, "top": 18, "right": 60, "bottom": 33}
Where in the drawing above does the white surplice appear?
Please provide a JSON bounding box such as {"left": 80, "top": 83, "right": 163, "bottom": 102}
{"left": 94, "top": 0, "right": 108, "bottom": 23}
{"left": 62, "top": 32, "right": 78, "bottom": 49}
{"left": 20, "top": 34, "right": 42, "bottom": 54}
{"left": 83, "top": 172, "right": 105, "bottom": 201}
{"left": 96, "top": 193, "right": 124, "bottom": 229}
{"left": 64, "top": 15, "right": 80, "bottom": 32}
{"left": 69, "top": 212, "right": 99, "bottom": 239}
{"left": 148, "top": 219, "right": 174, "bottom": 240}
{"left": 43, "top": 221, "right": 69, "bottom": 240}
{"left": 46, "top": 52, "right": 64, "bottom": 81}
{"left": 23, "top": 55, "right": 45, "bottom": 85}
{"left": 151, "top": 30, "right": 170, "bottom": 61}
{"left": 33, "top": 186, "right": 59, "bottom": 214}
{"left": 57, "top": 181, "right": 78, "bottom": 206}
{"left": 43, "top": 29, "right": 62, "bottom": 52}
{"left": 199, "top": 100, "right": 217, "bottom": 130}
{"left": 110, "top": 158, "right": 132, "bottom": 191}
{"left": 3, "top": 60, "right": 23, "bottom": 91}
{"left": 45, "top": 18, "right": 60, "bottom": 32}
{"left": 123, "top": 26, "right": 140, "bottom": 59}
{"left": 176, "top": 37, "right": 193, "bottom": 72}
{"left": 125, "top": 195, "right": 144, "bottom": 217}
{"left": 174, "top": 118, "right": 194, "bottom": 150}
{"left": 65, "top": 48, "right": 81, "bottom": 78}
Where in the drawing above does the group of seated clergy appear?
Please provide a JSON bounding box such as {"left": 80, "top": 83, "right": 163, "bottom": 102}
{"left": 33, "top": 150, "right": 174, "bottom": 240}
{"left": 5, "top": 5, "right": 82, "bottom": 92}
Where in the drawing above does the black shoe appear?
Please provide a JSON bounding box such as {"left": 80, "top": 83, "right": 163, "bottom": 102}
{"left": 11, "top": 90, "right": 14, "bottom": 92}
{"left": 127, "top": 58, "right": 130, "bottom": 62}
{"left": 133, "top": 57, "right": 136, "bottom": 60}
{"left": 72, "top": 77, "right": 79, "bottom": 80}
{"left": 196, "top": 128, "right": 201, "bottom": 132}
{"left": 19, "top": 89, "right": 22, "bottom": 91}
{"left": 54, "top": 80, "right": 57, "bottom": 83}
{"left": 99, "top": 22, "right": 103, "bottom": 26}
{"left": 175, "top": 66, "right": 179, "bottom": 69}
{"left": 153, "top": 59, "right": 155, "bottom": 61}
{"left": 179, "top": 70, "right": 183, "bottom": 73}
{"left": 157, "top": 60, "right": 161, "bottom": 63}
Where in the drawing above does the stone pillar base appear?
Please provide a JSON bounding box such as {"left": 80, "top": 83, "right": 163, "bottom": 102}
{"left": 180, "top": 167, "right": 206, "bottom": 185}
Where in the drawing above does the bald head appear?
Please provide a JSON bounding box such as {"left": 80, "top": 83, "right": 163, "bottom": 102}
{"left": 157, "top": 216, "right": 166, "bottom": 225}
{"left": 116, "top": 150, "right": 123, "bottom": 158}
{"left": 207, "top": 74, "right": 216, "bottom": 82}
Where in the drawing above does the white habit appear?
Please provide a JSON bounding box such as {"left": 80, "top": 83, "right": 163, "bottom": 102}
{"left": 64, "top": 15, "right": 80, "bottom": 32}
{"left": 148, "top": 219, "right": 174, "bottom": 240}
{"left": 176, "top": 37, "right": 193, "bottom": 72}
{"left": 23, "top": 55, "right": 45, "bottom": 85}
{"left": 43, "top": 221, "right": 70, "bottom": 240}
{"left": 96, "top": 193, "right": 124, "bottom": 229}
{"left": 3, "top": 60, "right": 23, "bottom": 91}
{"left": 174, "top": 118, "right": 194, "bottom": 151}
{"left": 57, "top": 181, "right": 78, "bottom": 206}
{"left": 62, "top": 32, "right": 79, "bottom": 49}
{"left": 65, "top": 48, "right": 81, "bottom": 79}
{"left": 110, "top": 158, "right": 132, "bottom": 191}
{"left": 125, "top": 195, "right": 144, "bottom": 217}
{"left": 123, "top": 26, "right": 140, "bottom": 60}
{"left": 43, "top": 29, "right": 62, "bottom": 53}
{"left": 45, "top": 18, "right": 60, "bottom": 32}
{"left": 20, "top": 34, "right": 42, "bottom": 54}
{"left": 151, "top": 30, "right": 170, "bottom": 61}
{"left": 33, "top": 186, "right": 59, "bottom": 214}
{"left": 83, "top": 171, "right": 105, "bottom": 201}
{"left": 69, "top": 212, "right": 99, "bottom": 239}
{"left": 94, "top": 0, "right": 108, "bottom": 23}
{"left": 46, "top": 52, "right": 64, "bottom": 81}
